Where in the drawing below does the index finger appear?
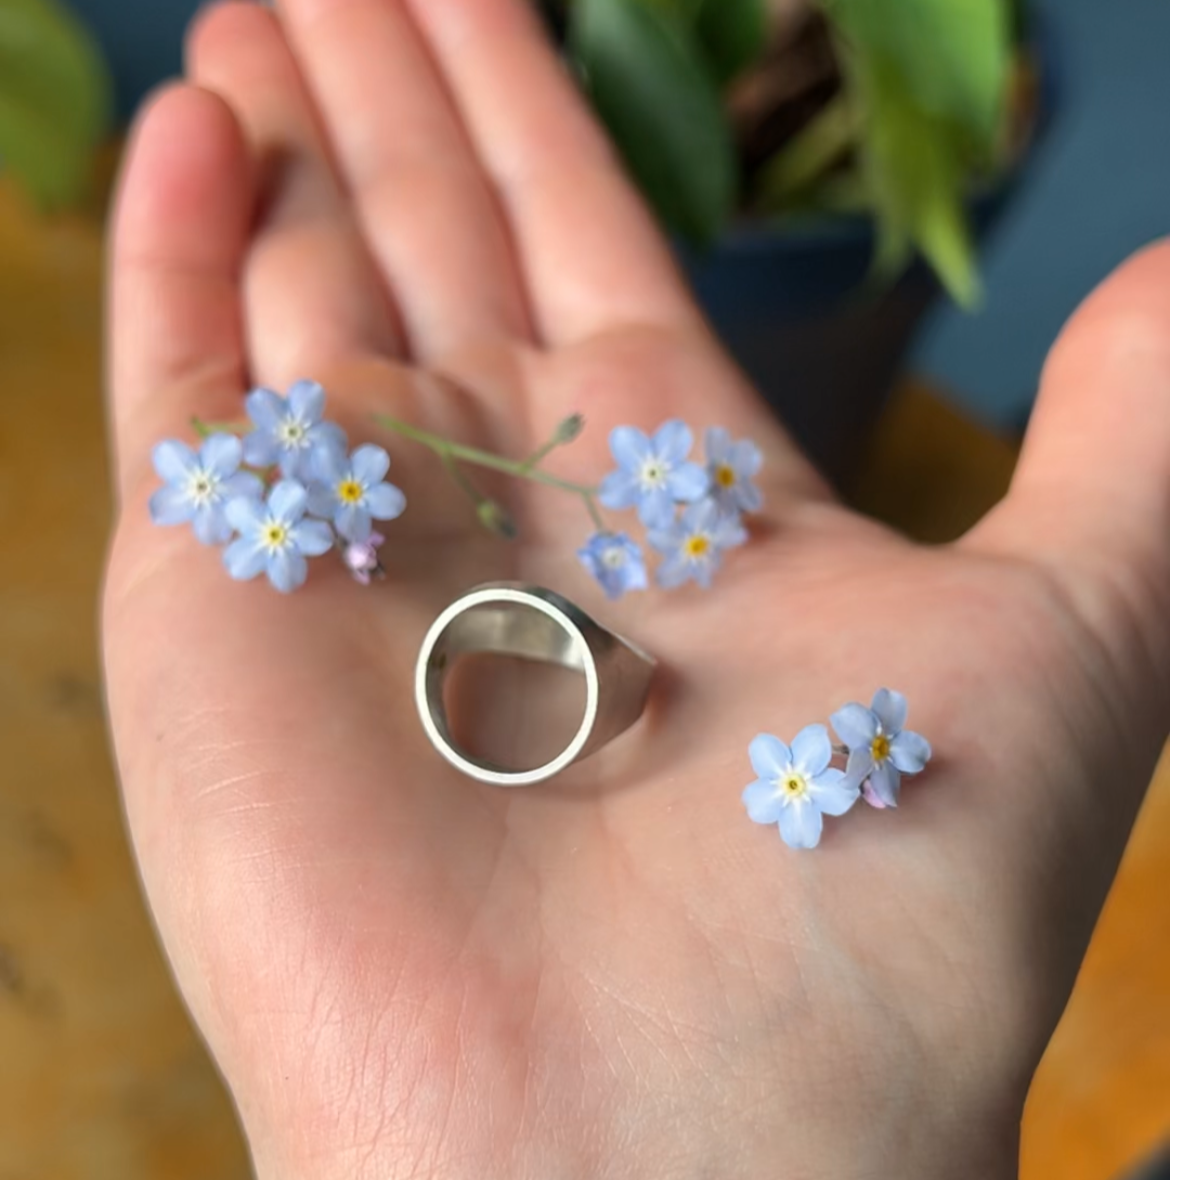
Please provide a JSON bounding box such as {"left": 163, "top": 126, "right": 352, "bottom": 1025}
{"left": 107, "top": 84, "right": 253, "bottom": 499}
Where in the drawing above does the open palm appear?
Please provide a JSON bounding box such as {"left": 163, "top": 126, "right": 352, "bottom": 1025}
{"left": 102, "top": 3, "right": 1168, "bottom": 1177}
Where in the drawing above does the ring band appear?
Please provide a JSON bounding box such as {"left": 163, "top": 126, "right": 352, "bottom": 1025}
{"left": 415, "top": 582, "right": 656, "bottom": 786}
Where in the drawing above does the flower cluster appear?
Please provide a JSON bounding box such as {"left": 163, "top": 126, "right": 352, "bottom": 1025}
{"left": 581, "top": 421, "right": 762, "bottom": 599}
{"left": 149, "top": 381, "right": 405, "bottom": 592}
{"left": 742, "top": 689, "right": 932, "bottom": 849}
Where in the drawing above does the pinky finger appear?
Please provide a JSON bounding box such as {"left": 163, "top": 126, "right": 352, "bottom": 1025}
{"left": 107, "top": 84, "right": 253, "bottom": 500}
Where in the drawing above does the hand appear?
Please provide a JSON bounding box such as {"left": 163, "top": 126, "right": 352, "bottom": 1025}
{"left": 102, "top": 2, "right": 1168, "bottom": 1176}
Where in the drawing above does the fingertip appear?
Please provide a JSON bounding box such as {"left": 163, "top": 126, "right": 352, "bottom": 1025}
{"left": 113, "top": 82, "right": 253, "bottom": 270}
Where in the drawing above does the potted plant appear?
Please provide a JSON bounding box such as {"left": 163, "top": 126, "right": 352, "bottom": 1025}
{"left": 0, "top": 0, "right": 112, "bottom": 210}
{"left": 555, "top": 0, "right": 1040, "bottom": 479}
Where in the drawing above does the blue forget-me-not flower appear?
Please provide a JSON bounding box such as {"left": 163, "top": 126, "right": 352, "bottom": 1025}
{"left": 243, "top": 380, "right": 345, "bottom": 479}
{"left": 831, "top": 688, "right": 932, "bottom": 808}
{"left": 648, "top": 497, "right": 747, "bottom": 589}
{"left": 742, "top": 725, "right": 860, "bottom": 849}
{"left": 223, "top": 480, "right": 334, "bottom": 593}
{"left": 307, "top": 443, "right": 407, "bottom": 542}
{"left": 577, "top": 531, "right": 648, "bottom": 600}
{"left": 149, "top": 434, "right": 261, "bottom": 545}
{"left": 598, "top": 420, "right": 708, "bottom": 528}
{"left": 705, "top": 427, "right": 763, "bottom": 515}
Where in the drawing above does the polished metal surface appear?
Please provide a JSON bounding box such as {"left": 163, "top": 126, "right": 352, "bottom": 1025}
{"left": 415, "top": 583, "right": 656, "bottom": 786}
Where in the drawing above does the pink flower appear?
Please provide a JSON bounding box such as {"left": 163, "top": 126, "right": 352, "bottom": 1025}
{"left": 343, "top": 532, "right": 385, "bottom": 585}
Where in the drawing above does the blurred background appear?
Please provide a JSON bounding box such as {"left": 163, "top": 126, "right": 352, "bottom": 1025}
{"left": 0, "top": 0, "right": 1168, "bottom": 1175}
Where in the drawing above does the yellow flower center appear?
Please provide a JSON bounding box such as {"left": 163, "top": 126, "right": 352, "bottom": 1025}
{"left": 684, "top": 534, "right": 711, "bottom": 559}
{"left": 871, "top": 734, "right": 892, "bottom": 762}
{"left": 264, "top": 523, "right": 288, "bottom": 550}
{"left": 780, "top": 772, "right": 809, "bottom": 800}
{"left": 715, "top": 464, "right": 736, "bottom": 488}
{"left": 337, "top": 479, "right": 364, "bottom": 504}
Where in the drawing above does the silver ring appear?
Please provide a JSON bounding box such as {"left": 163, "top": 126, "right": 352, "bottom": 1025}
{"left": 415, "top": 582, "right": 656, "bottom": 786}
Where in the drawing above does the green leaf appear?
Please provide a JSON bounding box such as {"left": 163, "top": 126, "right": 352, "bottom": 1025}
{"left": 571, "top": 0, "right": 736, "bottom": 244}
{"left": 693, "top": 0, "right": 767, "bottom": 85}
{"left": 859, "top": 76, "right": 981, "bottom": 307}
{"left": 822, "top": 0, "right": 1009, "bottom": 150}
{"left": 753, "top": 93, "right": 858, "bottom": 211}
{"left": 0, "top": 0, "right": 113, "bottom": 208}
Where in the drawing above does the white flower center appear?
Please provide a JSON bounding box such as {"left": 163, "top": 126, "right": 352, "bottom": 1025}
{"left": 278, "top": 417, "right": 308, "bottom": 448}
{"left": 638, "top": 457, "right": 669, "bottom": 491}
{"left": 261, "top": 519, "right": 291, "bottom": 553}
{"left": 185, "top": 468, "right": 220, "bottom": 506}
{"left": 778, "top": 771, "right": 810, "bottom": 801}
{"left": 601, "top": 546, "right": 626, "bottom": 570}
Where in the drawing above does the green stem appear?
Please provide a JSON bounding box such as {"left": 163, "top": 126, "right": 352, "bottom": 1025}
{"left": 374, "top": 415, "right": 598, "bottom": 498}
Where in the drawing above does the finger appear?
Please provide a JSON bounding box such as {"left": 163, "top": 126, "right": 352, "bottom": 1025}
{"left": 186, "top": 2, "right": 402, "bottom": 384}
{"left": 402, "top": 0, "right": 702, "bottom": 344}
{"left": 107, "top": 83, "right": 252, "bottom": 497}
{"left": 275, "top": 0, "right": 533, "bottom": 360}
{"left": 964, "top": 241, "right": 1169, "bottom": 698}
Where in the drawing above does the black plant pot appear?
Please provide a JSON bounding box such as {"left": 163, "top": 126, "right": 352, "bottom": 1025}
{"left": 680, "top": 182, "right": 1028, "bottom": 489}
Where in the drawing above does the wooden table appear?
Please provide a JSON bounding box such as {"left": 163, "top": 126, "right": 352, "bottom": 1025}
{"left": 0, "top": 177, "right": 1166, "bottom": 1179}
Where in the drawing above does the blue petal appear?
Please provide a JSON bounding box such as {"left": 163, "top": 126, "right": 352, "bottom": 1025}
{"left": 152, "top": 440, "right": 197, "bottom": 484}
{"left": 245, "top": 387, "right": 284, "bottom": 430}
{"left": 742, "top": 779, "right": 784, "bottom": 824}
{"left": 711, "top": 510, "right": 748, "bottom": 549}
{"left": 652, "top": 419, "right": 692, "bottom": 464}
{"left": 686, "top": 554, "right": 717, "bottom": 588}
{"left": 223, "top": 537, "right": 267, "bottom": 580}
{"left": 608, "top": 425, "right": 649, "bottom": 471}
{"left": 778, "top": 800, "right": 823, "bottom": 849}
{"left": 843, "top": 748, "right": 874, "bottom": 789}
{"left": 291, "top": 520, "right": 334, "bottom": 557}
{"left": 830, "top": 703, "right": 877, "bottom": 750}
{"left": 680, "top": 495, "right": 716, "bottom": 534}
{"left": 655, "top": 552, "right": 693, "bottom": 588}
{"left": 267, "top": 548, "right": 308, "bottom": 593}
{"left": 749, "top": 733, "right": 790, "bottom": 780}
{"left": 309, "top": 441, "right": 347, "bottom": 484}
{"left": 733, "top": 480, "right": 764, "bottom": 514}
{"left": 268, "top": 479, "right": 308, "bottom": 523}
{"left": 704, "top": 426, "right": 729, "bottom": 466}
{"left": 598, "top": 469, "right": 637, "bottom": 510}
{"left": 192, "top": 504, "right": 232, "bottom": 546}
{"left": 871, "top": 688, "right": 908, "bottom": 736}
{"left": 335, "top": 502, "right": 371, "bottom": 542}
{"left": 277, "top": 448, "right": 307, "bottom": 479}
{"left": 868, "top": 762, "right": 901, "bottom": 807}
{"left": 645, "top": 525, "right": 679, "bottom": 555}
{"left": 366, "top": 482, "right": 406, "bottom": 520}
{"left": 351, "top": 444, "right": 390, "bottom": 487}
{"left": 789, "top": 723, "right": 832, "bottom": 778}
{"left": 286, "top": 379, "right": 325, "bottom": 423}
{"left": 311, "top": 421, "right": 347, "bottom": 454}
{"left": 809, "top": 769, "right": 860, "bottom": 817}
{"left": 637, "top": 487, "right": 675, "bottom": 528}
{"left": 890, "top": 730, "right": 932, "bottom": 774}
{"left": 666, "top": 462, "right": 708, "bottom": 503}
{"left": 199, "top": 433, "right": 243, "bottom": 478}
{"left": 222, "top": 471, "right": 263, "bottom": 500}
{"left": 225, "top": 496, "right": 265, "bottom": 535}
{"left": 306, "top": 483, "right": 337, "bottom": 518}
{"left": 730, "top": 439, "right": 763, "bottom": 478}
{"left": 149, "top": 485, "right": 194, "bottom": 525}
{"left": 242, "top": 430, "right": 278, "bottom": 468}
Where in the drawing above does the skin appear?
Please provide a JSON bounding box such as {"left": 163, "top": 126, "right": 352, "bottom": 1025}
{"left": 101, "top": 1, "right": 1169, "bottom": 1177}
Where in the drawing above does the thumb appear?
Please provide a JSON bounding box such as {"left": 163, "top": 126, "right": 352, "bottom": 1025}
{"left": 963, "top": 241, "right": 1169, "bottom": 721}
